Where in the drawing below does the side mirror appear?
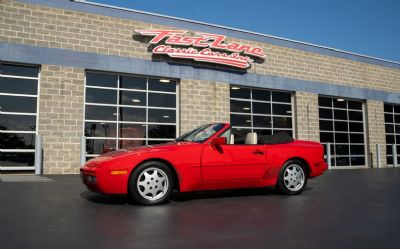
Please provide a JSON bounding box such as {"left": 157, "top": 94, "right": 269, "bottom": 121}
{"left": 211, "top": 137, "right": 227, "bottom": 151}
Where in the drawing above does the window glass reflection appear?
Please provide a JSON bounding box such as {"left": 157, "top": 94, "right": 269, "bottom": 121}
{"left": 85, "top": 122, "right": 117, "bottom": 138}
{"left": 120, "top": 76, "right": 146, "bottom": 90}
{"left": 231, "top": 100, "right": 251, "bottom": 113}
{"left": 148, "top": 93, "right": 176, "bottom": 108}
{"left": 0, "top": 133, "right": 35, "bottom": 149}
{"left": 85, "top": 105, "right": 117, "bottom": 121}
{"left": 0, "top": 114, "right": 36, "bottom": 131}
{"left": 0, "top": 152, "right": 35, "bottom": 166}
{"left": 230, "top": 114, "right": 251, "bottom": 127}
{"left": 85, "top": 88, "right": 117, "bottom": 104}
{"left": 252, "top": 89, "right": 270, "bottom": 101}
{"left": 1, "top": 64, "right": 39, "bottom": 77}
{"left": 86, "top": 139, "right": 117, "bottom": 155}
{"left": 119, "top": 107, "right": 146, "bottom": 122}
{"left": 230, "top": 87, "right": 250, "bottom": 99}
{"left": 0, "top": 77, "right": 38, "bottom": 95}
{"left": 148, "top": 125, "right": 176, "bottom": 139}
{"left": 119, "top": 91, "right": 146, "bottom": 106}
{"left": 86, "top": 72, "right": 118, "bottom": 88}
{"left": 0, "top": 95, "right": 37, "bottom": 113}
{"left": 148, "top": 78, "right": 176, "bottom": 92}
{"left": 252, "top": 102, "right": 270, "bottom": 114}
{"left": 119, "top": 124, "right": 146, "bottom": 138}
{"left": 148, "top": 109, "right": 176, "bottom": 123}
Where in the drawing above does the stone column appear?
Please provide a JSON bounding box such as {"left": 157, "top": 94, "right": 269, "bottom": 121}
{"left": 180, "top": 79, "right": 230, "bottom": 134}
{"left": 294, "top": 91, "right": 320, "bottom": 142}
{"left": 366, "top": 100, "right": 386, "bottom": 168}
{"left": 38, "top": 65, "right": 85, "bottom": 174}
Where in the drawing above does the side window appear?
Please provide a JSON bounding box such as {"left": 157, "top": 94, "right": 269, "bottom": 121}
{"left": 219, "top": 129, "right": 231, "bottom": 144}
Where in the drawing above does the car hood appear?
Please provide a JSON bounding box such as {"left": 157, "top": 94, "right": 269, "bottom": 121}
{"left": 89, "top": 141, "right": 191, "bottom": 162}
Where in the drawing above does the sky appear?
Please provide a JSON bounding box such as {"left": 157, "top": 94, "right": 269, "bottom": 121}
{"left": 91, "top": 0, "right": 400, "bottom": 63}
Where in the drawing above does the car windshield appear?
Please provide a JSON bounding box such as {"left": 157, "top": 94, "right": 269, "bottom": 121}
{"left": 176, "top": 123, "right": 226, "bottom": 143}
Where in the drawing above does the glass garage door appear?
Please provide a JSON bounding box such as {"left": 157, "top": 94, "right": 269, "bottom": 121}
{"left": 0, "top": 63, "right": 39, "bottom": 171}
{"left": 318, "top": 96, "right": 366, "bottom": 167}
{"left": 384, "top": 103, "right": 400, "bottom": 165}
{"left": 229, "top": 85, "right": 293, "bottom": 144}
{"left": 84, "top": 71, "right": 178, "bottom": 161}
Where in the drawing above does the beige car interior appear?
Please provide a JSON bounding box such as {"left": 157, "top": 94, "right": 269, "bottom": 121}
{"left": 245, "top": 132, "right": 257, "bottom": 145}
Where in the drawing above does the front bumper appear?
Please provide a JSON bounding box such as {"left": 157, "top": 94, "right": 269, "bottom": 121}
{"left": 80, "top": 165, "right": 129, "bottom": 195}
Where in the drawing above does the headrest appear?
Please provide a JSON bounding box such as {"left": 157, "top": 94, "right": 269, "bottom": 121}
{"left": 245, "top": 132, "right": 257, "bottom": 145}
{"left": 229, "top": 134, "right": 235, "bottom": 144}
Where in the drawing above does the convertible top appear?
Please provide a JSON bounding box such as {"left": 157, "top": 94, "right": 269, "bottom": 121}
{"left": 259, "top": 133, "right": 294, "bottom": 145}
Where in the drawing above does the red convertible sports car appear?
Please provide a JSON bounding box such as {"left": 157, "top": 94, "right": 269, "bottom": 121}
{"left": 81, "top": 123, "right": 328, "bottom": 205}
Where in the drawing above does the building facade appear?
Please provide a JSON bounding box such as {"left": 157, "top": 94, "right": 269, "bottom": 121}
{"left": 1, "top": 0, "right": 400, "bottom": 174}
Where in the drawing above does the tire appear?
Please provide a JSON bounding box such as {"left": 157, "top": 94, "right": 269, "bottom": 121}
{"left": 128, "top": 161, "right": 173, "bottom": 205}
{"left": 276, "top": 159, "right": 308, "bottom": 195}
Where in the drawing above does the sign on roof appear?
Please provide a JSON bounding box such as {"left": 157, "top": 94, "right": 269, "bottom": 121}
{"left": 135, "top": 29, "right": 265, "bottom": 69}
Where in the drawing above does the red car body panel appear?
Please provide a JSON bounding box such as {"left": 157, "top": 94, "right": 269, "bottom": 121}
{"left": 81, "top": 123, "right": 328, "bottom": 195}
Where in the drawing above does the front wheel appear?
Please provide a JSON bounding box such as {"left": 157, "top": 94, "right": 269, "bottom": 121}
{"left": 128, "top": 161, "right": 173, "bottom": 205}
{"left": 276, "top": 160, "right": 307, "bottom": 195}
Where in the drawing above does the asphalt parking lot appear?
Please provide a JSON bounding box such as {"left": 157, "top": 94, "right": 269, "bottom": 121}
{"left": 1, "top": 168, "right": 400, "bottom": 249}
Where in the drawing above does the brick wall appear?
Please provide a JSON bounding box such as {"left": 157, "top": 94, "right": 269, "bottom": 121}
{"left": 366, "top": 100, "right": 386, "bottom": 168}
{"left": 294, "top": 92, "right": 320, "bottom": 142}
{"left": 1, "top": 0, "right": 400, "bottom": 93}
{"left": 38, "top": 65, "right": 84, "bottom": 174}
{"left": 180, "top": 79, "right": 230, "bottom": 133}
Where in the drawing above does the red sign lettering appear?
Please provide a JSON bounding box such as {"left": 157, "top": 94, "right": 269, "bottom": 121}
{"left": 135, "top": 29, "right": 265, "bottom": 69}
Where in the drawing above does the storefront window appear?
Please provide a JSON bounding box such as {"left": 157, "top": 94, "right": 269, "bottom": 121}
{"left": 230, "top": 86, "right": 293, "bottom": 144}
{"left": 84, "top": 72, "right": 178, "bottom": 160}
{"left": 0, "top": 63, "right": 39, "bottom": 170}
{"left": 318, "top": 96, "right": 366, "bottom": 167}
{"left": 384, "top": 104, "right": 400, "bottom": 165}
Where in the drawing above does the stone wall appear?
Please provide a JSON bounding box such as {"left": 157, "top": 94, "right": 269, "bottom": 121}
{"left": 294, "top": 92, "right": 320, "bottom": 142}
{"left": 366, "top": 100, "right": 386, "bottom": 168}
{"left": 180, "top": 79, "right": 230, "bottom": 134}
{"left": 38, "top": 65, "right": 84, "bottom": 174}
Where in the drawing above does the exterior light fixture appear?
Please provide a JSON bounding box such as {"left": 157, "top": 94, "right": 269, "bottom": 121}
{"left": 243, "top": 107, "right": 250, "bottom": 110}
{"left": 337, "top": 98, "right": 345, "bottom": 102}
{"left": 231, "top": 86, "right": 240, "bottom": 90}
{"left": 132, "top": 99, "right": 141, "bottom": 103}
{"left": 160, "top": 79, "right": 170, "bottom": 83}
{"left": 163, "top": 115, "right": 170, "bottom": 118}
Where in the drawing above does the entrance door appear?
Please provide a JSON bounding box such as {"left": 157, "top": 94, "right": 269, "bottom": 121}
{"left": 0, "top": 63, "right": 39, "bottom": 171}
{"left": 201, "top": 144, "right": 267, "bottom": 181}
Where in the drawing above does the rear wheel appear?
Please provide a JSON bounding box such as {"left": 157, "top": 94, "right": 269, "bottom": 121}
{"left": 128, "top": 161, "right": 173, "bottom": 205}
{"left": 276, "top": 160, "right": 307, "bottom": 195}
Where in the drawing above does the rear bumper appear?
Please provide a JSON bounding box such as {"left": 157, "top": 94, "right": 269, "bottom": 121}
{"left": 310, "top": 161, "right": 328, "bottom": 178}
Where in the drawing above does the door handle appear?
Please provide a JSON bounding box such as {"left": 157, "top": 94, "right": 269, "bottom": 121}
{"left": 253, "top": 150, "right": 264, "bottom": 155}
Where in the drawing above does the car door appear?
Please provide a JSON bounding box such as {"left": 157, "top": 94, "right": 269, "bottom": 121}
{"left": 201, "top": 143, "right": 267, "bottom": 181}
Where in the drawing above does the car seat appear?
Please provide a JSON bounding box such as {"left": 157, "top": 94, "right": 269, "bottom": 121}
{"left": 245, "top": 132, "right": 257, "bottom": 144}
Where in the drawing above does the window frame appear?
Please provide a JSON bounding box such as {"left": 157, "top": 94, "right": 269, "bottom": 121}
{"left": 229, "top": 85, "right": 294, "bottom": 144}
{"left": 83, "top": 71, "right": 179, "bottom": 159}
{"left": 318, "top": 95, "right": 367, "bottom": 168}
{"left": 0, "top": 62, "right": 40, "bottom": 171}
